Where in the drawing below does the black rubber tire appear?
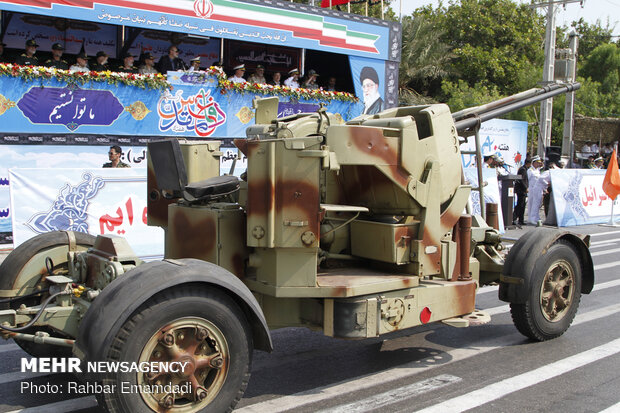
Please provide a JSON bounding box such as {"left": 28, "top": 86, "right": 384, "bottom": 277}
{"left": 0, "top": 231, "right": 96, "bottom": 356}
{"left": 510, "top": 241, "right": 582, "bottom": 341}
{"left": 100, "top": 285, "right": 253, "bottom": 413}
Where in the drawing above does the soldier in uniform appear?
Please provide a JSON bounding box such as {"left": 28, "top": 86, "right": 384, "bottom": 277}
{"left": 91, "top": 51, "right": 110, "bottom": 72}
{"left": 247, "top": 64, "right": 266, "bottom": 84}
{"left": 138, "top": 53, "right": 158, "bottom": 74}
{"left": 70, "top": 52, "right": 90, "bottom": 73}
{"left": 103, "top": 145, "right": 131, "bottom": 168}
{"left": 302, "top": 69, "right": 320, "bottom": 90}
{"left": 188, "top": 56, "right": 202, "bottom": 72}
{"left": 284, "top": 68, "right": 300, "bottom": 89}
{"left": 44, "top": 43, "right": 69, "bottom": 70}
{"left": 117, "top": 52, "right": 138, "bottom": 74}
{"left": 15, "top": 39, "right": 39, "bottom": 66}
{"left": 513, "top": 158, "right": 531, "bottom": 226}
{"left": 228, "top": 64, "right": 247, "bottom": 84}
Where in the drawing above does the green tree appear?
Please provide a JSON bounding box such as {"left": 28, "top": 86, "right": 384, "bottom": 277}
{"left": 289, "top": 0, "right": 396, "bottom": 20}
{"left": 415, "top": 0, "right": 546, "bottom": 96}
{"left": 398, "top": 15, "right": 454, "bottom": 104}
{"left": 570, "top": 18, "right": 615, "bottom": 59}
{"left": 580, "top": 43, "right": 620, "bottom": 94}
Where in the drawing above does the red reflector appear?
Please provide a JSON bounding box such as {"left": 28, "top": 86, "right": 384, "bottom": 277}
{"left": 420, "top": 307, "right": 432, "bottom": 324}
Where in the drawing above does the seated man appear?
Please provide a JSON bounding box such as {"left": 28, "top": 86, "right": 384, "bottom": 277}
{"left": 15, "top": 39, "right": 39, "bottom": 66}
{"left": 247, "top": 65, "right": 266, "bottom": 84}
{"left": 228, "top": 64, "right": 247, "bottom": 84}
{"left": 69, "top": 52, "right": 90, "bottom": 73}
{"left": 44, "top": 43, "right": 69, "bottom": 70}
{"left": 117, "top": 52, "right": 138, "bottom": 73}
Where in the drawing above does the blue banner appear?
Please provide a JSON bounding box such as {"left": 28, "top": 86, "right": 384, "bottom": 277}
{"left": 0, "top": 73, "right": 362, "bottom": 138}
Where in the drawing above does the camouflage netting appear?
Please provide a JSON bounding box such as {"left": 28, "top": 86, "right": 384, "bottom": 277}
{"left": 574, "top": 115, "right": 620, "bottom": 147}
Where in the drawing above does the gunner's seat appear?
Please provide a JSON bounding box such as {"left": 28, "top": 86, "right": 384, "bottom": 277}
{"left": 148, "top": 138, "right": 239, "bottom": 203}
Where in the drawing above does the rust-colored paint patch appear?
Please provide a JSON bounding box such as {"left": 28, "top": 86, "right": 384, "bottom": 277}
{"left": 275, "top": 179, "right": 320, "bottom": 234}
{"left": 233, "top": 138, "right": 248, "bottom": 157}
{"left": 349, "top": 127, "right": 409, "bottom": 186}
{"left": 247, "top": 178, "right": 274, "bottom": 218}
{"left": 245, "top": 140, "right": 262, "bottom": 157}
{"left": 349, "top": 126, "right": 398, "bottom": 164}
{"left": 440, "top": 207, "right": 461, "bottom": 237}
{"left": 231, "top": 252, "right": 245, "bottom": 280}
{"left": 394, "top": 226, "right": 414, "bottom": 248}
{"left": 169, "top": 212, "right": 216, "bottom": 259}
{"left": 453, "top": 281, "right": 476, "bottom": 315}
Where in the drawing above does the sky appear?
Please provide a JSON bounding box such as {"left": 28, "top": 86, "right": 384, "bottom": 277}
{"left": 392, "top": 0, "right": 620, "bottom": 37}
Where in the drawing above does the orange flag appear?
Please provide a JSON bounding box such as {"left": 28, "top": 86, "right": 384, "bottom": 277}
{"left": 603, "top": 149, "right": 620, "bottom": 200}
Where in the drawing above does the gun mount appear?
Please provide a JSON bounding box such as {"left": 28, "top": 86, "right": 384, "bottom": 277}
{"left": 0, "top": 83, "right": 592, "bottom": 413}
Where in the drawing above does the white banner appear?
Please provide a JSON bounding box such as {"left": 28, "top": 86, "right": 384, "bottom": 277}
{"left": 9, "top": 168, "right": 164, "bottom": 259}
{"left": 463, "top": 167, "right": 504, "bottom": 232}
{"left": 461, "top": 118, "right": 528, "bottom": 174}
{"left": 550, "top": 168, "right": 618, "bottom": 226}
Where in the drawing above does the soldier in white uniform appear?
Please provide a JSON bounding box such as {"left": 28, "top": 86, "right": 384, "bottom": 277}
{"left": 527, "top": 155, "right": 550, "bottom": 224}
{"left": 228, "top": 64, "right": 247, "bottom": 84}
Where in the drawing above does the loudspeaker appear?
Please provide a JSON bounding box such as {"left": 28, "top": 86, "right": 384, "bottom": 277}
{"left": 545, "top": 146, "right": 561, "bottom": 164}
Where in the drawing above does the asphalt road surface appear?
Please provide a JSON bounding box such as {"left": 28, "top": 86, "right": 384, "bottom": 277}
{"left": 1, "top": 224, "right": 619, "bottom": 413}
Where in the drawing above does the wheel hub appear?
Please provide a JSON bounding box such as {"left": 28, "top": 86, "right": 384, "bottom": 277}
{"left": 138, "top": 317, "right": 229, "bottom": 412}
{"left": 540, "top": 260, "right": 575, "bottom": 322}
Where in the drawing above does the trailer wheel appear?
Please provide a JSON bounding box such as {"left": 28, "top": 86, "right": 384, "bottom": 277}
{"left": 100, "top": 285, "right": 252, "bottom": 413}
{"left": 0, "top": 231, "right": 95, "bottom": 356}
{"left": 510, "top": 241, "right": 582, "bottom": 341}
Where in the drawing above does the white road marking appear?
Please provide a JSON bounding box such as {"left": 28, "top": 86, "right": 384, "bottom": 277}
{"left": 594, "top": 261, "right": 620, "bottom": 270}
{"left": 591, "top": 248, "right": 620, "bottom": 257}
{"left": 590, "top": 237, "right": 620, "bottom": 245}
{"left": 0, "top": 343, "right": 20, "bottom": 354}
{"left": 5, "top": 396, "right": 97, "bottom": 413}
{"left": 411, "top": 337, "right": 620, "bottom": 413}
{"left": 590, "top": 242, "right": 618, "bottom": 249}
{"left": 316, "top": 374, "right": 462, "bottom": 413}
{"left": 236, "top": 303, "right": 620, "bottom": 413}
{"left": 590, "top": 230, "right": 620, "bottom": 237}
{"left": 598, "top": 401, "right": 620, "bottom": 413}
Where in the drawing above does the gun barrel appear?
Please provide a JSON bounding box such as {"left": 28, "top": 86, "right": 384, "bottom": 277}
{"left": 453, "top": 82, "right": 581, "bottom": 133}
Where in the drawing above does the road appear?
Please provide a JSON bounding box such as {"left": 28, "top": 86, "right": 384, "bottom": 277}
{"left": 0, "top": 224, "right": 619, "bottom": 413}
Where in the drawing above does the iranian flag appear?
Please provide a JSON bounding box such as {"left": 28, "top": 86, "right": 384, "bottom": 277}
{"left": 321, "top": 0, "right": 351, "bottom": 7}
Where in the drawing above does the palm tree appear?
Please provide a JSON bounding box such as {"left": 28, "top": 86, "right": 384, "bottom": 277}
{"left": 399, "top": 15, "right": 454, "bottom": 104}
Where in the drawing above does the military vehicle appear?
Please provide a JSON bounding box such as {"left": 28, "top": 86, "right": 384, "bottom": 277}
{"left": 0, "top": 82, "right": 592, "bottom": 412}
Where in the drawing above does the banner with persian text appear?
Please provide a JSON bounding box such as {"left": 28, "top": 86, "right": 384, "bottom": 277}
{"left": 0, "top": 73, "right": 362, "bottom": 139}
{"left": 0, "top": 0, "right": 395, "bottom": 61}
{"left": 460, "top": 118, "right": 528, "bottom": 175}
{"left": 9, "top": 168, "right": 164, "bottom": 259}
{"left": 550, "top": 169, "right": 619, "bottom": 226}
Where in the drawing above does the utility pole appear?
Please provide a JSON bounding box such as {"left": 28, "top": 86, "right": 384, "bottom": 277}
{"left": 529, "top": 0, "right": 584, "bottom": 158}
{"left": 561, "top": 31, "right": 578, "bottom": 162}
{"left": 538, "top": 1, "right": 556, "bottom": 158}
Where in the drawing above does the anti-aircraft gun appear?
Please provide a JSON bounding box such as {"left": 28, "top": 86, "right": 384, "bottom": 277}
{"left": 0, "top": 82, "right": 593, "bottom": 413}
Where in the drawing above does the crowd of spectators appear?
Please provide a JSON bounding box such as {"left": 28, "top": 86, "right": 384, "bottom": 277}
{"left": 578, "top": 141, "right": 618, "bottom": 169}
{"left": 0, "top": 39, "right": 340, "bottom": 91}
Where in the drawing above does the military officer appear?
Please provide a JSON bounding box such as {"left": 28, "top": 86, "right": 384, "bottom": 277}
{"left": 44, "top": 43, "right": 69, "bottom": 70}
